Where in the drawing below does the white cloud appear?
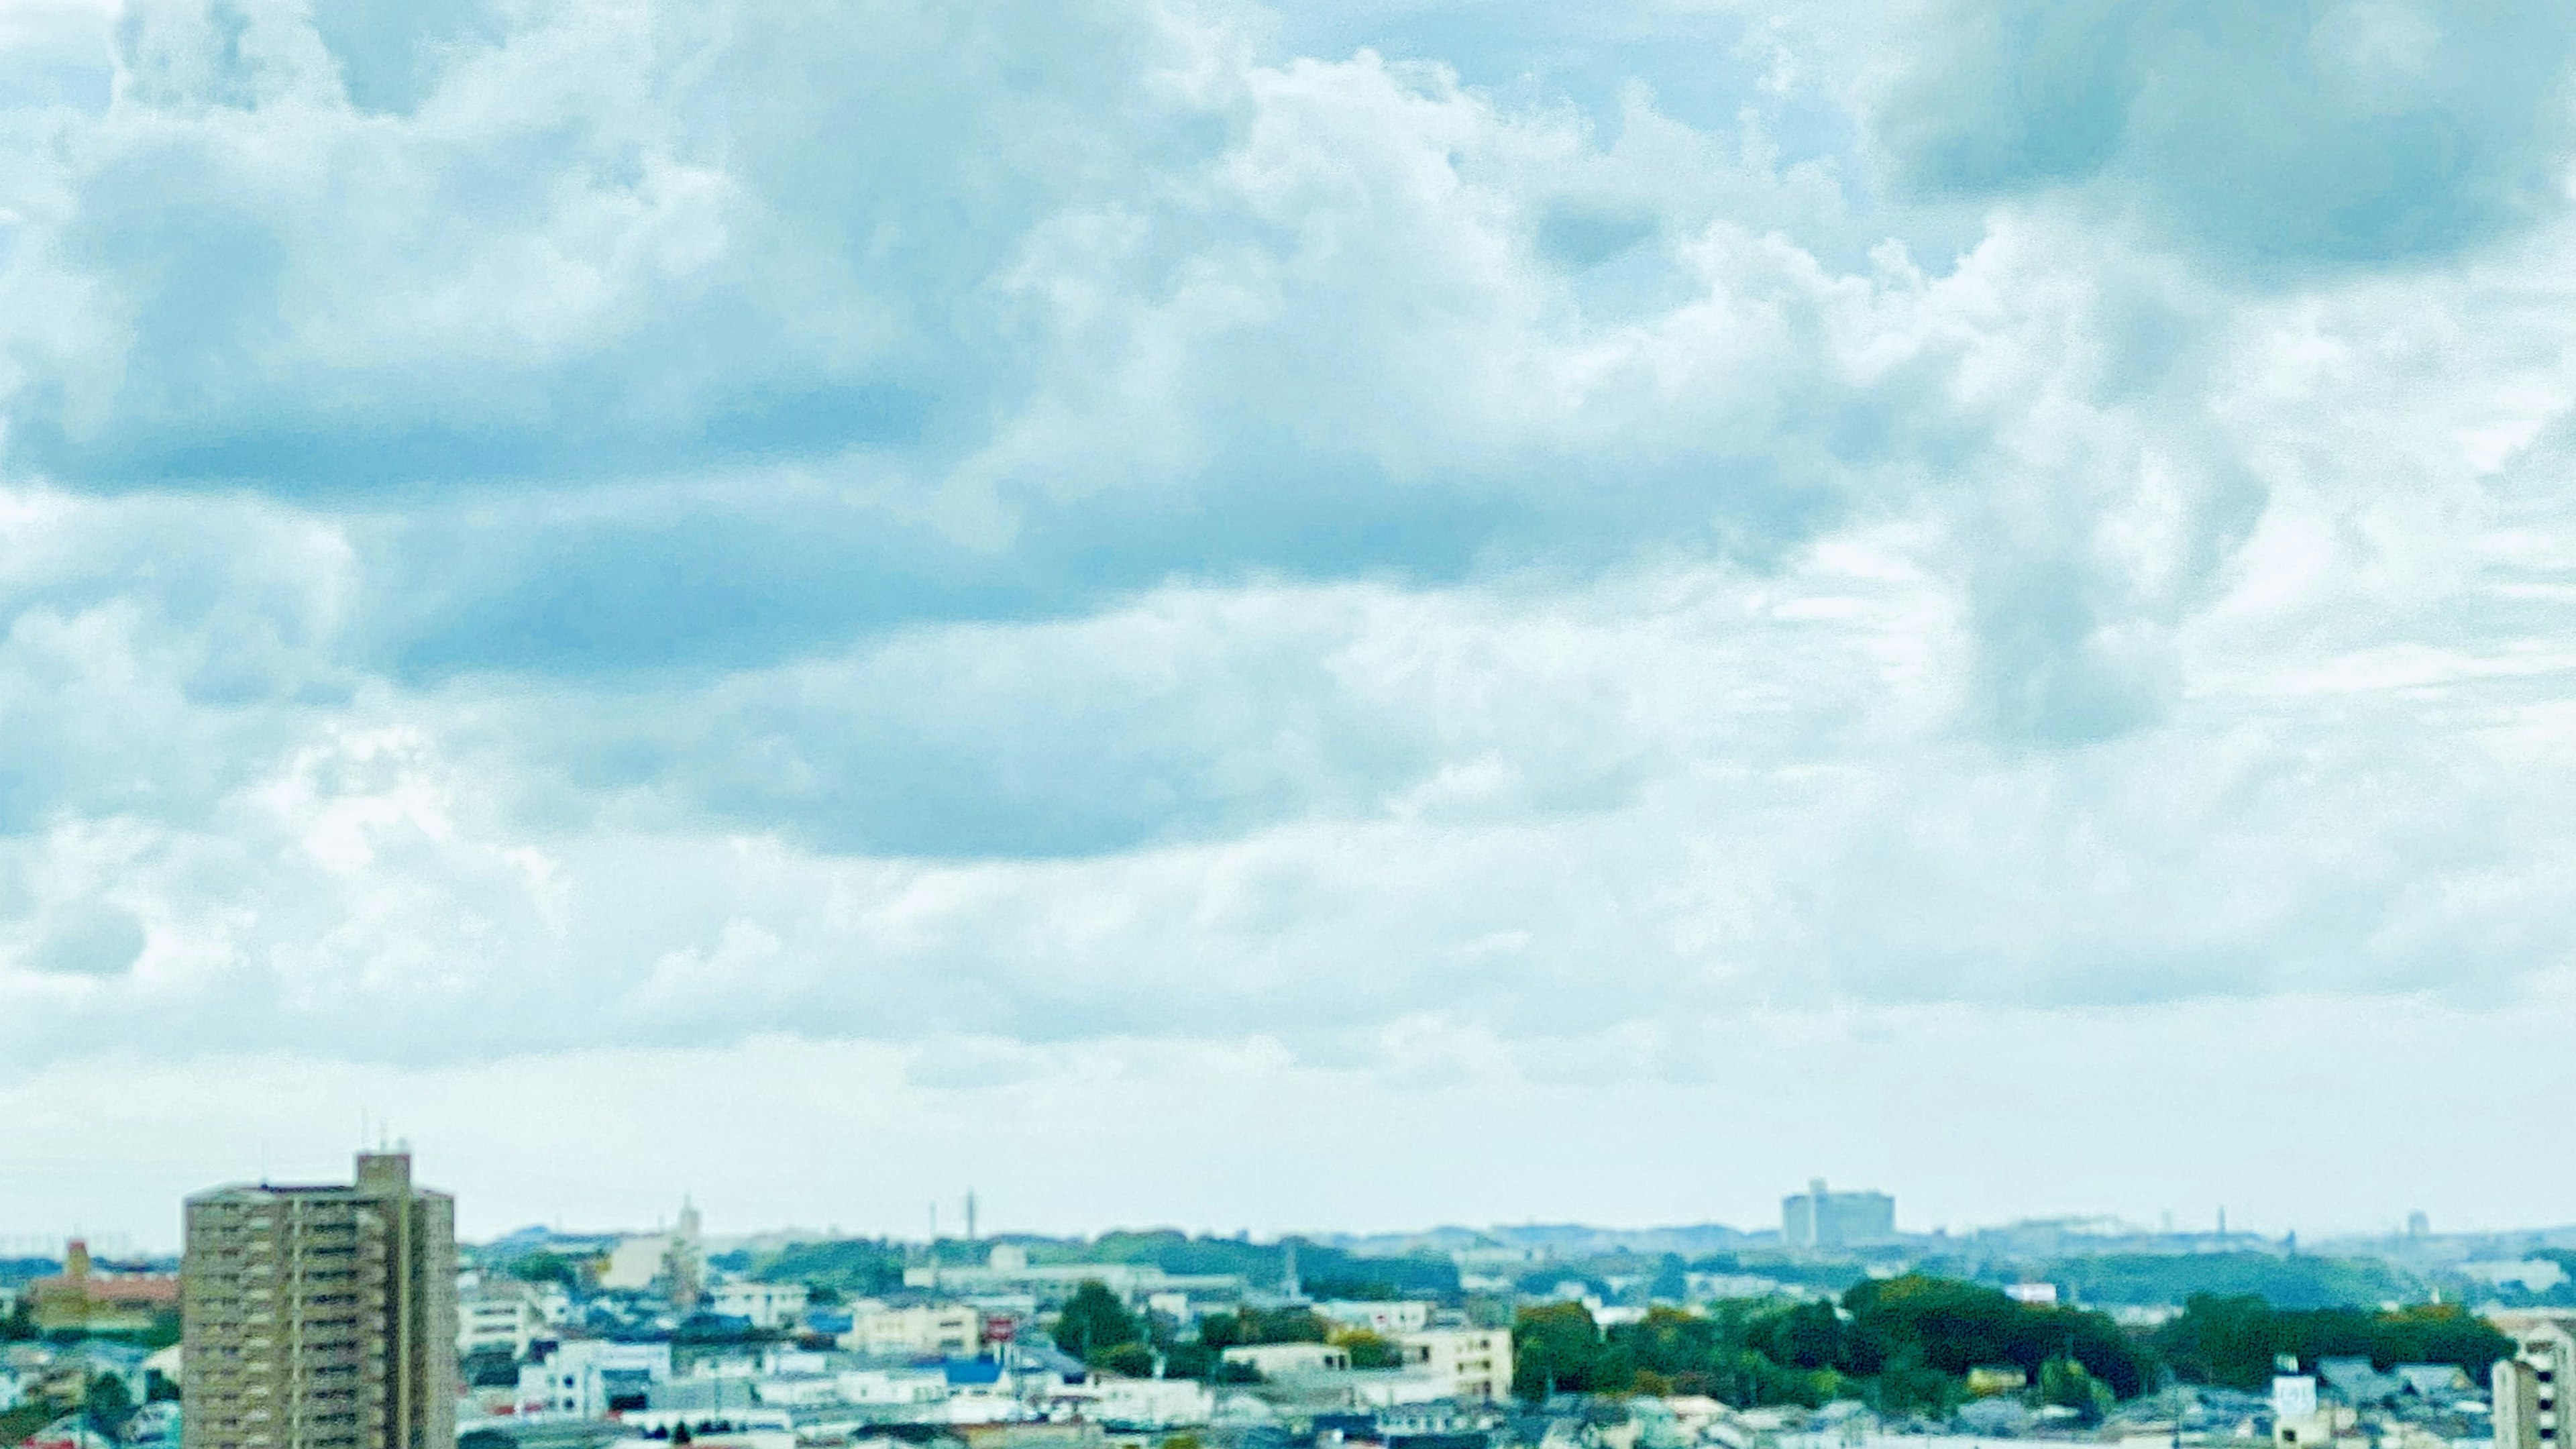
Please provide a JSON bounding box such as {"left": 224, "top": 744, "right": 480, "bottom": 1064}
{"left": 0, "top": 0, "right": 2573, "bottom": 1234}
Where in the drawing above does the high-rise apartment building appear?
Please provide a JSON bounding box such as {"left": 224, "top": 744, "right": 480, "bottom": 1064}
{"left": 182, "top": 1150, "right": 457, "bottom": 1449}
{"left": 2493, "top": 1311, "right": 2576, "bottom": 1449}
{"left": 1780, "top": 1177, "right": 1896, "bottom": 1250}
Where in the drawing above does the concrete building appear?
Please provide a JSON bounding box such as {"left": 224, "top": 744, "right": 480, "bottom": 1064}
{"left": 1316, "top": 1300, "right": 1432, "bottom": 1335}
{"left": 1393, "top": 1328, "right": 1512, "bottom": 1402}
{"left": 2493, "top": 1313, "right": 2576, "bottom": 1449}
{"left": 28, "top": 1240, "right": 181, "bottom": 1334}
{"left": 456, "top": 1279, "right": 544, "bottom": 1360}
{"left": 1780, "top": 1179, "right": 1896, "bottom": 1250}
{"left": 182, "top": 1150, "right": 458, "bottom": 1449}
{"left": 708, "top": 1282, "right": 808, "bottom": 1330}
{"left": 908, "top": 1246, "right": 1239, "bottom": 1305}
{"left": 838, "top": 1301, "right": 982, "bottom": 1356}
{"left": 513, "top": 1341, "right": 672, "bottom": 1419}
{"left": 1089, "top": 1376, "right": 1215, "bottom": 1428}
{"left": 1220, "top": 1343, "right": 1348, "bottom": 1377}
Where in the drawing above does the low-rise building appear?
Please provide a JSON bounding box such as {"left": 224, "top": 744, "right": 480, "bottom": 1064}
{"left": 25, "top": 1242, "right": 178, "bottom": 1335}
{"left": 1222, "top": 1343, "right": 1348, "bottom": 1378}
{"left": 515, "top": 1340, "right": 673, "bottom": 1417}
{"left": 839, "top": 1301, "right": 983, "bottom": 1356}
{"left": 1089, "top": 1376, "right": 1215, "bottom": 1429}
{"left": 1395, "top": 1328, "right": 1513, "bottom": 1402}
{"left": 838, "top": 1366, "right": 952, "bottom": 1406}
{"left": 1316, "top": 1301, "right": 1432, "bottom": 1335}
{"left": 710, "top": 1281, "right": 810, "bottom": 1331}
{"left": 460, "top": 1279, "right": 547, "bottom": 1359}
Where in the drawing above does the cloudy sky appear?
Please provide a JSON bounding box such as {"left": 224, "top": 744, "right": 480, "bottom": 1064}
{"left": 3, "top": 0, "right": 2575, "bottom": 1251}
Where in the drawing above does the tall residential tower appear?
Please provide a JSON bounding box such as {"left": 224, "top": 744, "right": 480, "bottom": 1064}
{"left": 182, "top": 1150, "right": 457, "bottom": 1449}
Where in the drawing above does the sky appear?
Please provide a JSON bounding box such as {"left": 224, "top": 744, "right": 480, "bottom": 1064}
{"left": 2, "top": 0, "right": 2575, "bottom": 1253}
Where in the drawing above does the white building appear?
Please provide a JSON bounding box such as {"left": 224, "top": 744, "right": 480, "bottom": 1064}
{"left": 837, "top": 1367, "right": 952, "bottom": 1406}
{"left": 1316, "top": 1301, "right": 1432, "bottom": 1335}
{"left": 1346, "top": 1372, "right": 1452, "bottom": 1409}
{"left": 2493, "top": 1313, "right": 2576, "bottom": 1449}
{"left": 908, "top": 1246, "right": 1239, "bottom": 1303}
{"left": 710, "top": 1281, "right": 809, "bottom": 1330}
{"left": 600, "top": 1234, "right": 671, "bottom": 1292}
{"left": 515, "top": 1341, "right": 674, "bottom": 1418}
{"left": 458, "top": 1281, "right": 545, "bottom": 1359}
{"left": 1090, "top": 1376, "right": 1216, "bottom": 1428}
{"left": 838, "top": 1301, "right": 981, "bottom": 1356}
{"left": 1395, "top": 1328, "right": 1513, "bottom": 1402}
{"left": 1222, "top": 1343, "right": 1349, "bottom": 1377}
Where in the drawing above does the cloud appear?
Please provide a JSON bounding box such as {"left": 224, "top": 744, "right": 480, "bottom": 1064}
{"left": 1, "top": 0, "right": 2575, "bottom": 1232}
{"left": 1864, "top": 0, "right": 2576, "bottom": 270}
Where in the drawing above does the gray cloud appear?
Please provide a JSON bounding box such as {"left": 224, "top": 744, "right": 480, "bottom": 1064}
{"left": 0, "top": 0, "right": 2569, "bottom": 1120}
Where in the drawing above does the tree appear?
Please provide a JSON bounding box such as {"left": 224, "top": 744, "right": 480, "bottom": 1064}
{"left": 1095, "top": 1342, "right": 1157, "bottom": 1377}
{"left": 85, "top": 1371, "right": 135, "bottom": 1434}
{"left": 1513, "top": 1301, "right": 1606, "bottom": 1400}
{"left": 512, "top": 1251, "right": 581, "bottom": 1288}
{"left": 2037, "top": 1356, "right": 2112, "bottom": 1423}
{"left": 1054, "top": 1281, "right": 1147, "bottom": 1367}
{"left": 1337, "top": 1330, "right": 1401, "bottom": 1370}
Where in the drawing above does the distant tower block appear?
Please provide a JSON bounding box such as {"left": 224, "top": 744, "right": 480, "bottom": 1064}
{"left": 1780, "top": 1179, "right": 1896, "bottom": 1250}
{"left": 2406, "top": 1210, "right": 2430, "bottom": 1239}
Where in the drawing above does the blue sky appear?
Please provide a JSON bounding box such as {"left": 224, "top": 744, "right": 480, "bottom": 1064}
{"left": 3, "top": 0, "right": 2575, "bottom": 1248}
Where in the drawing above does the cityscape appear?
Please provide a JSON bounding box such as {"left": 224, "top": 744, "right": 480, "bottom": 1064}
{"left": 5, "top": 1157, "right": 2575, "bottom": 1449}
{"left": 4, "top": 3, "right": 2575, "bottom": 1449}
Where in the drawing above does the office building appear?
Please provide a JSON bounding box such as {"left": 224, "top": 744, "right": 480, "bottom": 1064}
{"left": 182, "top": 1150, "right": 458, "bottom": 1449}
{"left": 1780, "top": 1178, "right": 1896, "bottom": 1250}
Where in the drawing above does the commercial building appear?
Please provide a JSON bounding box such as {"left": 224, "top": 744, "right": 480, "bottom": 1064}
{"left": 182, "top": 1150, "right": 458, "bottom": 1449}
{"left": 1780, "top": 1179, "right": 1896, "bottom": 1250}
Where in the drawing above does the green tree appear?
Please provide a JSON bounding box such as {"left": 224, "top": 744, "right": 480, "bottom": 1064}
{"left": 511, "top": 1251, "right": 581, "bottom": 1287}
{"left": 85, "top": 1371, "right": 135, "bottom": 1433}
{"left": 1338, "top": 1330, "right": 1401, "bottom": 1370}
{"left": 2037, "top": 1356, "right": 2112, "bottom": 1423}
{"left": 1054, "top": 1281, "right": 1148, "bottom": 1366}
{"left": 1513, "top": 1301, "right": 1607, "bottom": 1400}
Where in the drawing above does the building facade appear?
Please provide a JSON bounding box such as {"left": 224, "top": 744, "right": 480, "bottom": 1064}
{"left": 2494, "top": 1314, "right": 2576, "bottom": 1449}
{"left": 1395, "top": 1328, "right": 1513, "bottom": 1402}
{"left": 182, "top": 1150, "right": 458, "bottom": 1449}
{"left": 28, "top": 1240, "right": 180, "bottom": 1334}
{"left": 1780, "top": 1179, "right": 1896, "bottom": 1250}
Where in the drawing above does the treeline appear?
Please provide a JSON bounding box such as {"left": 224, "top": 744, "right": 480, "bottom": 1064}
{"left": 2028, "top": 1254, "right": 2416, "bottom": 1311}
{"left": 1509, "top": 1276, "right": 2511, "bottom": 1412}
{"left": 1055, "top": 1282, "right": 1349, "bottom": 1379}
{"left": 1513, "top": 1276, "right": 2148, "bottom": 1413}
{"left": 2152, "top": 1295, "right": 2509, "bottom": 1389}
